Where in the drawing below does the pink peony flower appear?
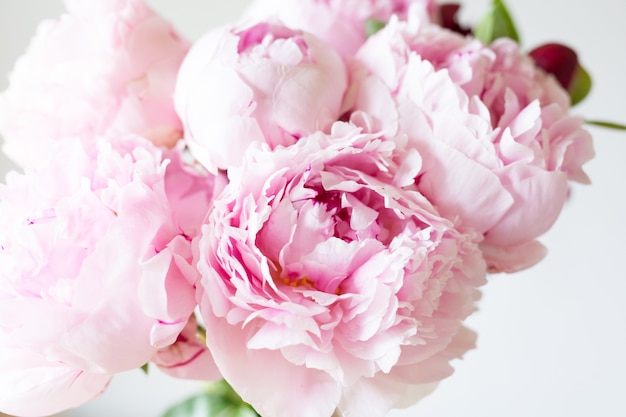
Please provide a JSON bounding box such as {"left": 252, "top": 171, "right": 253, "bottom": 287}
{"left": 0, "top": 0, "right": 190, "bottom": 168}
{"left": 196, "top": 122, "right": 486, "bottom": 417}
{"left": 243, "top": 0, "right": 437, "bottom": 58}
{"left": 174, "top": 20, "right": 348, "bottom": 173}
{"left": 0, "top": 134, "right": 221, "bottom": 416}
{"left": 348, "top": 17, "right": 594, "bottom": 272}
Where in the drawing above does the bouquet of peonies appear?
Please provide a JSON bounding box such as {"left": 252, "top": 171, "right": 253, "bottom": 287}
{"left": 0, "top": 0, "right": 613, "bottom": 416}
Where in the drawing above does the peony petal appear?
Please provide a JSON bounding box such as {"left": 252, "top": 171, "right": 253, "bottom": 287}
{"left": 153, "top": 315, "right": 221, "bottom": 381}
{"left": 486, "top": 167, "right": 568, "bottom": 247}
{"left": 418, "top": 141, "right": 514, "bottom": 234}
{"left": 480, "top": 240, "right": 548, "bottom": 273}
{"left": 0, "top": 346, "right": 111, "bottom": 417}
{"left": 202, "top": 311, "right": 342, "bottom": 417}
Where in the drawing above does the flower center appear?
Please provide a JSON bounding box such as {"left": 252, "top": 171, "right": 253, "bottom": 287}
{"left": 282, "top": 276, "right": 315, "bottom": 289}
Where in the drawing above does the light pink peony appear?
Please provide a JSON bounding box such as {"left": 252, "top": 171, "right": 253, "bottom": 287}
{"left": 0, "top": 134, "right": 221, "bottom": 416}
{"left": 243, "top": 0, "right": 437, "bottom": 58}
{"left": 348, "top": 17, "right": 594, "bottom": 272}
{"left": 196, "top": 122, "right": 486, "bottom": 417}
{"left": 0, "top": 0, "right": 189, "bottom": 168}
{"left": 174, "top": 20, "right": 348, "bottom": 173}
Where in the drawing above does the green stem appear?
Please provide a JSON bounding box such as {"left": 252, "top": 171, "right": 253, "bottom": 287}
{"left": 585, "top": 120, "right": 626, "bottom": 130}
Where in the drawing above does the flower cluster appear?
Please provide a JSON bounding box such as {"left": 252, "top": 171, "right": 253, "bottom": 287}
{"left": 0, "top": 1, "right": 594, "bottom": 417}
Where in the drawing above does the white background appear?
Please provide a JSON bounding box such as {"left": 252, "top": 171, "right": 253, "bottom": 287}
{"left": 1, "top": 1, "right": 625, "bottom": 416}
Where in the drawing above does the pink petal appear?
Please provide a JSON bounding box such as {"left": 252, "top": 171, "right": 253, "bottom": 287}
{"left": 202, "top": 311, "right": 342, "bottom": 417}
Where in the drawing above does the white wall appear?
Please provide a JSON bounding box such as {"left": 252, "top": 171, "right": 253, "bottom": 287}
{"left": 1, "top": 1, "right": 625, "bottom": 416}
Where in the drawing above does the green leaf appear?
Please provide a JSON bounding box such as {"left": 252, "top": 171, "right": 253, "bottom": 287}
{"left": 161, "top": 380, "right": 260, "bottom": 417}
{"left": 364, "top": 19, "right": 386, "bottom": 37}
{"left": 161, "top": 394, "right": 214, "bottom": 417}
{"left": 568, "top": 64, "right": 592, "bottom": 106}
{"left": 140, "top": 363, "right": 149, "bottom": 374}
{"left": 474, "top": 0, "right": 520, "bottom": 45}
{"left": 585, "top": 120, "right": 626, "bottom": 130}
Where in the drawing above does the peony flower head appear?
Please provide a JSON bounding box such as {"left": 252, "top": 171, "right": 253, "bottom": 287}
{"left": 196, "top": 122, "right": 486, "bottom": 417}
{"left": 174, "top": 20, "right": 348, "bottom": 173}
{"left": 243, "top": 0, "right": 437, "bottom": 58}
{"left": 0, "top": 134, "right": 221, "bottom": 416}
{"left": 348, "top": 16, "right": 594, "bottom": 272}
{"left": 0, "top": 0, "right": 190, "bottom": 168}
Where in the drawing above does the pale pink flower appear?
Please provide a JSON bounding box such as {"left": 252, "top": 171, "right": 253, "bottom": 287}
{"left": 348, "top": 18, "right": 594, "bottom": 272}
{"left": 196, "top": 122, "right": 486, "bottom": 417}
{"left": 243, "top": 0, "right": 437, "bottom": 58}
{"left": 174, "top": 20, "right": 348, "bottom": 173}
{"left": 0, "top": 135, "right": 220, "bottom": 416}
{"left": 0, "top": 0, "right": 189, "bottom": 168}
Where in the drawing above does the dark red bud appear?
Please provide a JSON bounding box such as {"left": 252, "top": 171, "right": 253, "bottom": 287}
{"left": 438, "top": 3, "right": 472, "bottom": 36}
{"left": 529, "top": 43, "right": 579, "bottom": 89}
